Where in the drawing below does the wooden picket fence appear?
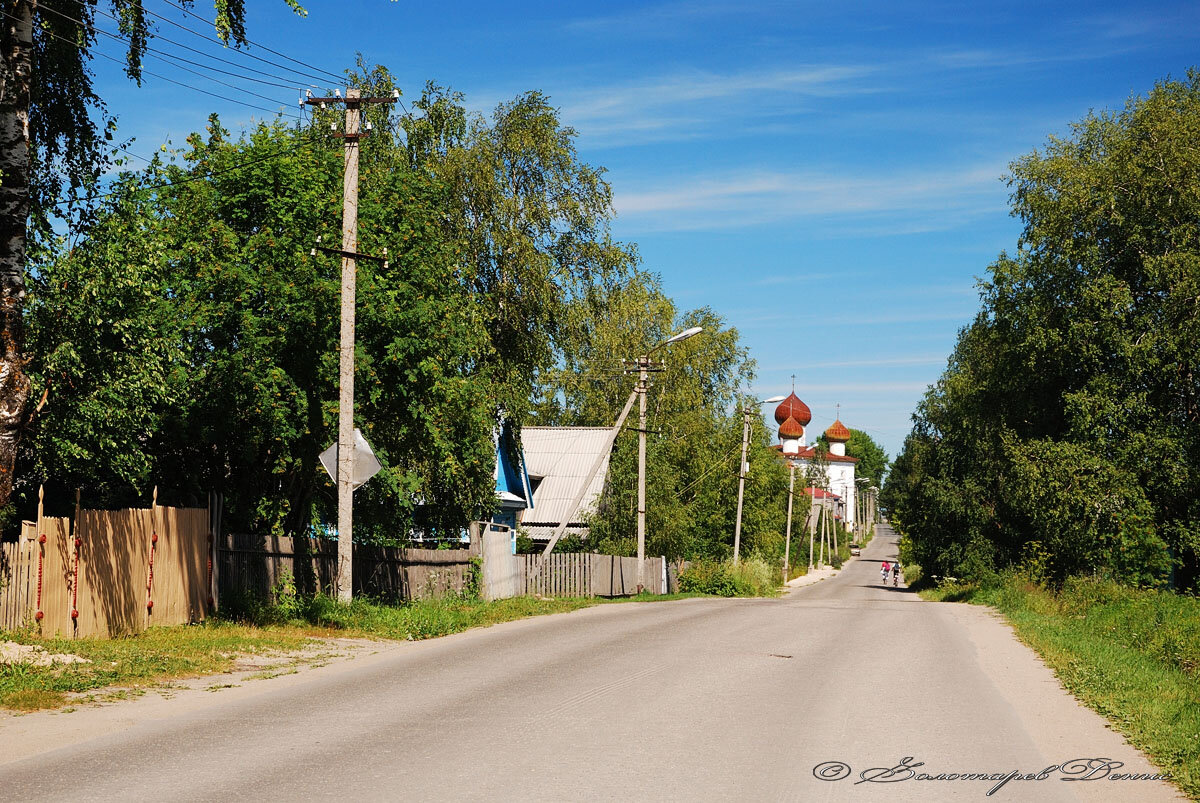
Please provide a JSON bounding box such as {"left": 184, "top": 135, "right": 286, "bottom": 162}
{"left": 217, "top": 533, "right": 476, "bottom": 602}
{"left": 520, "top": 552, "right": 592, "bottom": 597}
{"left": 515, "top": 553, "right": 678, "bottom": 598}
{"left": 0, "top": 490, "right": 211, "bottom": 638}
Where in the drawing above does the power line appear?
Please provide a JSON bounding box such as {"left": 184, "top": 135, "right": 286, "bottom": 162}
{"left": 4, "top": 10, "right": 300, "bottom": 120}
{"left": 143, "top": 47, "right": 303, "bottom": 107}
{"left": 677, "top": 441, "right": 743, "bottom": 499}
{"left": 37, "top": 4, "right": 305, "bottom": 107}
{"left": 158, "top": 0, "right": 346, "bottom": 85}
{"left": 82, "top": 0, "right": 326, "bottom": 88}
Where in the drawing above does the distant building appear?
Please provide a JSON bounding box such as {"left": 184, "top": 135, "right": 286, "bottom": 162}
{"left": 770, "top": 392, "right": 859, "bottom": 528}
{"left": 489, "top": 425, "right": 617, "bottom": 544}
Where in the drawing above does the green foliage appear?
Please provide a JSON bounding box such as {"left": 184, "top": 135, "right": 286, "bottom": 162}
{"left": 532, "top": 274, "right": 789, "bottom": 562}
{"left": 886, "top": 73, "right": 1200, "bottom": 590}
{"left": 22, "top": 67, "right": 632, "bottom": 538}
{"left": 26, "top": 1, "right": 303, "bottom": 242}
{"left": 514, "top": 531, "right": 537, "bottom": 554}
{"left": 678, "top": 556, "right": 778, "bottom": 597}
{"left": 463, "top": 557, "right": 483, "bottom": 601}
{"left": 271, "top": 568, "right": 302, "bottom": 619}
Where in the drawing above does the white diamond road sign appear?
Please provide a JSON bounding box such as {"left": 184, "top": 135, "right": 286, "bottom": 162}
{"left": 319, "top": 428, "right": 382, "bottom": 490}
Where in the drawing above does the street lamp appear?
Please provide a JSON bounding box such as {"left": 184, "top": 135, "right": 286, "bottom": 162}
{"left": 732, "top": 394, "right": 786, "bottom": 564}
{"left": 633, "top": 326, "right": 704, "bottom": 592}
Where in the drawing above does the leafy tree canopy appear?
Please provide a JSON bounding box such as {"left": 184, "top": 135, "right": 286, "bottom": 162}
{"left": 885, "top": 72, "right": 1200, "bottom": 589}
{"left": 530, "top": 275, "right": 796, "bottom": 561}
{"left": 22, "top": 66, "right": 635, "bottom": 541}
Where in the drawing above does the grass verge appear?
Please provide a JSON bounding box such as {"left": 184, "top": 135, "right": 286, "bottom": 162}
{"left": 0, "top": 592, "right": 701, "bottom": 712}
{"left": 923, "top": 575, "right": 1200, "bottom": 800}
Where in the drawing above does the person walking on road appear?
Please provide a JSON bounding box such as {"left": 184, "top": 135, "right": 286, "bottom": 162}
{"left": 881, "top": 560, "right": 890, "bottom": 585}
{"left": 892, "top": 561, "right": 901, "bottom": 587}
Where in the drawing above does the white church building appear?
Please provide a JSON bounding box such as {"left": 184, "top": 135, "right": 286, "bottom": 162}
{"left": 770, "top": 392, "right": 859, "bottom": 529}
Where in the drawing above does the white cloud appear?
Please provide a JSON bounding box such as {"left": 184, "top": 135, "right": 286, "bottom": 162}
{"left": 565, "top": 1, "right": 761, "bottom": 34}
{"left": 611, "top": 162, "right": 1007, "bottom": 233}
{"left": 540, "top": 64, "right": 879, "bottom": 147}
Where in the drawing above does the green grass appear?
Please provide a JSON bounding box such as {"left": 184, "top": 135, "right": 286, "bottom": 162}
{"left": 923, "top": 575, "right": 1200, "bottom": 800}
{"left": 0, "top": 591, "right": 703, "bottom": 712}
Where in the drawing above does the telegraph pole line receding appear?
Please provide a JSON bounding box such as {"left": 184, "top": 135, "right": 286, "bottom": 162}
{"left": 306, "top": 87, "right": 396, "bottom": 603}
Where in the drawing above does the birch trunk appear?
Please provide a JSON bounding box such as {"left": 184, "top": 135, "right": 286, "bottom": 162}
{"left": 0, "top": 0, "right": 35, "bottom": 506}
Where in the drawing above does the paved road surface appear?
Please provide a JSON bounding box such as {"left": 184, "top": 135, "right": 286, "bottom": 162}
{"left": 0, "top": 524, "right": 1184, "bottom": 801}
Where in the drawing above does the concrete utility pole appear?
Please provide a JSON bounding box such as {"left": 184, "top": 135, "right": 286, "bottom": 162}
{"left": 783, "top": 461, "right": 795, "bottom": 583}
{"left": 636, "top": 355, "right": 650, "bottom": 593}
{"left": 732, "top": 395, "right": 784, "bottom": 565}
{"left": 306, "top": 88, "right": 396, "bottom": 602}
{"left": 632, "top": 326, "right": 703, "bottom": 593}
{"left": 808, "top": 482, "right": 816, "bottom": 571}
{"left": 732, "top": 405, "right": 752, "bottom": 565}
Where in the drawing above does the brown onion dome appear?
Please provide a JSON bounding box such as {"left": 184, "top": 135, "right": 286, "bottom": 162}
{"left": 778, "top": 416, "right": 805, "bottom": 440}
{"left": 773, "top": 392, "right": 812, "bottom": 426}
{"left": 825, "top": 419, "right": 851, "bottom": 442}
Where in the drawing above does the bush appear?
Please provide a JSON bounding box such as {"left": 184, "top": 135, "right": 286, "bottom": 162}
{"left": 678, "top": 556, "right": 778, "bottom": 597}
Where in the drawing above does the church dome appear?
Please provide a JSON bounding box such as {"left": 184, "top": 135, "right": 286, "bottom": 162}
{"left": 825, "top": 419, "right": 851, "bottom": 442}
{"left": 774, "top": 393, "right": 811, "bottom": 426}
{"left": 778, "top": 416, "right": 805, "bottom": 440}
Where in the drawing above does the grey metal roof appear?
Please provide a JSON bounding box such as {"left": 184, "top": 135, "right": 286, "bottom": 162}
{"left": 519, "top": 426, "right": 616, "bottom": 541}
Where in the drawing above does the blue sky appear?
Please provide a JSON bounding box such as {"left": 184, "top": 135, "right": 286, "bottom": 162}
{"left": 85, "top": 0, "right": 1200, "bottom": 459}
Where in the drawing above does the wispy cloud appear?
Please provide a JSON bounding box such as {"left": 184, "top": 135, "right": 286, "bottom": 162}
{"left": 613, "top": 162, "right": 1006, "bottom": 233}
{"left": 788, "top": 381, "right": 932, "bottom": 394}
{"left": 565, "top": 1, "right": 754, "bottom": 34}
{"left": 548, "top": 64, "right": 877, "bottom": 147}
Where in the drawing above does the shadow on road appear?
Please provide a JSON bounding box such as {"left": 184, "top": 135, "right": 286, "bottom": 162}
{"left": 852, "top": 584, "right": 917, "bottom": 594}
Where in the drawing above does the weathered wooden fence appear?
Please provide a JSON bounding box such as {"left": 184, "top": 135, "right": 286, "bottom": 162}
{"left": 4, "top": 509, "right": 689, "bottom": 631}
{"left": 217, "top": 534, "right": 476, "bottom": 602}
{"left": 517, "top": 553, "right": 668, "bottom": 597}
{"left": 0, "top": 492, "right": 211, "bottom": 638}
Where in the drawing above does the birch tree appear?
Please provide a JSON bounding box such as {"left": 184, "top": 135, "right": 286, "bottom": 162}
{"left": 0, "top": 0, "right": 298, "bottom": 509}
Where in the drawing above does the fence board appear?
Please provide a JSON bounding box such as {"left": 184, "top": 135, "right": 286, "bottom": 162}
{"left": 218, "top": 535, "right": 476, "bottom": 603}
{"left": 154, "top": 506, "right": 210, "bottom": 627}
{"left": 38, "top": 516, "right": 74, "bottom": 638}
{"left": 0, "top": 540, "right": 32, "bottom": 631}
{"left": 0, "top": 503, "right": 214, "bottom": 639}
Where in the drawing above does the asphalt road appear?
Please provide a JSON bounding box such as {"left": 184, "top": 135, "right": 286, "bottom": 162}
{"left": 0, "top": 525, "right": 1185, "bottom": 801}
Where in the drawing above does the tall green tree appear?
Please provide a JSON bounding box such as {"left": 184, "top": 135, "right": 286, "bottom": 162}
{"left": 886, "top": 72, "right": 1200, "bottom": 588}
{"left": 1, "top": 0, "right": 305, "bottom": 511}
{"left": 25, "top": 70, "right": 633, "bottom": 538}
{"left": 531, "top": 275, "right": 788, "bottom": 560}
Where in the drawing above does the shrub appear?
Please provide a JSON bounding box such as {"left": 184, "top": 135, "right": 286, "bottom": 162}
{"left": 678, "top": 556, "right": 778, "bottom": 597}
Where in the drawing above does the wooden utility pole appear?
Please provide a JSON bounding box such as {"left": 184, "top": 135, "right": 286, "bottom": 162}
{"left": 306, "top": 88, "right": 395, "bottom": 603}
